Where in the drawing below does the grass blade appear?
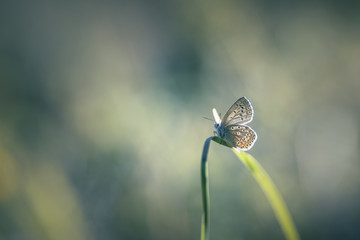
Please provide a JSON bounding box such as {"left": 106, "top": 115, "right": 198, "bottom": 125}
{"left": 232, "top": 148, "right": 300, "bottom": 240}
{"left": 200, "top": 137, "right": 213, "bottom": 240}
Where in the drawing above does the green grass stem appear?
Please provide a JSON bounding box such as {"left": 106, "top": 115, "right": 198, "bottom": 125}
{"left": 200, "top": 136, "right": 213, "bottom": 240}
{"left": 200, "top": 136, "right": 300, "bottom": 240}
{"left": 232, "top": 148, "right": 300, "bottom": 240}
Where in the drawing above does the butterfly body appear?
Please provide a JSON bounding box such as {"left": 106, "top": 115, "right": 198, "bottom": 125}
{"left": 214, "top": 123, "right": 225, "bottom": 138}
{"left": 213, "top": 97, "right": 257, "bottom": 151}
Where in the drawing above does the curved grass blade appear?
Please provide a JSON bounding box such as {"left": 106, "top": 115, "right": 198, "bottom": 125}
{"left": 203, "top": 136, "right": 300, "bottom": 240}
{"left": 232, "top": 148, "right": 300, "bottom": 240}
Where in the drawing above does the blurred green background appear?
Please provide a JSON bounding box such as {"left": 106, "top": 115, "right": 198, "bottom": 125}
{"left": 1, "top": 0, "right": 360, "bottom": 239}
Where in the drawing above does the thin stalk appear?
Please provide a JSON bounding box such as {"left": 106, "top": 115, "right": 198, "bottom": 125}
{"left": 200, "top": 136, "right": 213, "bottom": 240}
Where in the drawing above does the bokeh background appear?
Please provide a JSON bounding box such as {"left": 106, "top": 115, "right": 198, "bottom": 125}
{"left": 1, "top": 0, "right": 360, "bottom": 239}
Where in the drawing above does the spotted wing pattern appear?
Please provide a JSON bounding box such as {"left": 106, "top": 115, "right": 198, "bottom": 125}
{"left": 221, "top": 97, "right": 254, "bottom": 126}
{"left": 223, "top": 124, "right": 257, "bottom": 150}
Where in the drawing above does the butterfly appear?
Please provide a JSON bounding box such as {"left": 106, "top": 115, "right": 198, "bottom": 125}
{"left": 213, "top": 96, "right": 257, "bottom": 151}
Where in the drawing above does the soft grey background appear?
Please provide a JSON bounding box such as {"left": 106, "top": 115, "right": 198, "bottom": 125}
{"left": 0, "top": 0, "right": 359, "bottom": 239}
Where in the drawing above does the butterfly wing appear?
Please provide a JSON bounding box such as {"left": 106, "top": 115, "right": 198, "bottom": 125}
{"left": 223, "top": 124, "right": 257, "bottom": 151}
{"left": 221, "top": 96, "right": 254, "bottom": 126}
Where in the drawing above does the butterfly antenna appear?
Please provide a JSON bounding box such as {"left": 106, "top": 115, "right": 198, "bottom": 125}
{"left": 202, "top": 116, "right": 213, "bottom": 121}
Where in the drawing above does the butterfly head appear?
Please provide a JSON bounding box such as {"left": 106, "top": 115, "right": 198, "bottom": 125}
{"left": 214, "top": 122, "right": 226, "bottom": 138}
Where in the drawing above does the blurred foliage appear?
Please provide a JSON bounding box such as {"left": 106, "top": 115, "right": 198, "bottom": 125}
{"left": 0, "top": 0, "right": 360, "bottom": 239}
